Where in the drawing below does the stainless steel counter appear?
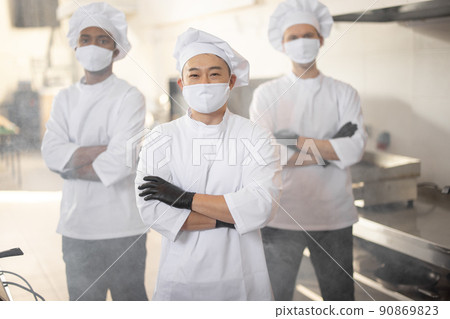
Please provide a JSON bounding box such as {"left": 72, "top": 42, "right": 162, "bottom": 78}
{"left": 354, "top": 188, "right": 450, "bottom": 271}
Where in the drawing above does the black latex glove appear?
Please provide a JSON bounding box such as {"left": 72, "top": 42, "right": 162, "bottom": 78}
{"left": 323, "top": 122, "right": 358, "bottom": 167}
{"left": 273, "top": 130, "right": 300, "bottom": 151}
{"left": 138, "top": 176, "right": 195, "bottom": 210}
{"left": 333, "top": 122, "right": 358, "bottom": 138}
{"left": 216, "top": 220, "right": 235, "bottom": 229}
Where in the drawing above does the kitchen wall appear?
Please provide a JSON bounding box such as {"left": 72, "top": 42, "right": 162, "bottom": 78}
{"left": 1, "top": 0, "right": 448, "bottom": 187}
{"left": 125, "top": 0, "right": 450, "bottom": 187}
{"left": 321, "top": 17, "right": 450, "bottom": 188}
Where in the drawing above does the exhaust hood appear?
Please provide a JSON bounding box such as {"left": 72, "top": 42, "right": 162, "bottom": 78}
{"left": 333, "top": 0, "right": 450, "bottom": 22}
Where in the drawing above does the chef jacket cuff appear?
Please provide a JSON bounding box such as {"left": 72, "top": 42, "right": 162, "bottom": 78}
{"left": 329, "top": 137, "right": 349, "bottom": 170}
{"left": 223, "top": 193, "right": 246, "bottom": 235}
{"left": 167, "top": 209, "right": 191, "bottom": 242}
{"left": 57, "top": 143, "right": 80, "bottom": 173}
{"left": 92, "top": 156, "right": 115, "bottom": 187}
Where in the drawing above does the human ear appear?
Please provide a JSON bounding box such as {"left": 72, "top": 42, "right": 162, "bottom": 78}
{"left": 229, "top": 74, "right": 237, "bottom": 90}
{"left": 177, "top": 78, "right": 183, "bottom": 90}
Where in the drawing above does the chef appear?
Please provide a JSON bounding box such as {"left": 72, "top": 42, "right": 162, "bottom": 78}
{"left": 135, "top": 28, "right": 281, "bottom": 300}
{"left": 249, "top": 0, "right": 367, "bottom": 301}
{"left": 41, "top": 2, "right": 148, "bottom": 301}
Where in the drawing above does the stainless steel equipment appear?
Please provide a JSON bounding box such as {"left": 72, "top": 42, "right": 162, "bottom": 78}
{"left": 351, "top": 151, "right": 421, "bottom": 207}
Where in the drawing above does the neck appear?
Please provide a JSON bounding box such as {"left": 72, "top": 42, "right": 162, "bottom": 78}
{"left": 84, "top": 65, "right": 113, "bottom": 85}
{"left": 292, "top": 61, "right": 320, "bottom": 79}
{"left": 190, "top": 104, "right": 227, "bottom": 125}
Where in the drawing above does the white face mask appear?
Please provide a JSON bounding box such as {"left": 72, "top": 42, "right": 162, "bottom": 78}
{"left": 283, "top": 38, "right": 320, "bottom": 64}
{"left": 182, "top": 82, "right": 231, "bottom": 114}
{"left": 75, "top": 45, "right": 114, "bottom": 72}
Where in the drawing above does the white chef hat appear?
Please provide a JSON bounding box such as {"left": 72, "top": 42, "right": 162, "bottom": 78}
{"left": 173, "top": 28, "right": 249, "bottom": 87}
{"left": 67, "top": 2, "right": 131, "bottom": 61}
{"left": 268, "top": 0, "right": 333, "bottom": 51}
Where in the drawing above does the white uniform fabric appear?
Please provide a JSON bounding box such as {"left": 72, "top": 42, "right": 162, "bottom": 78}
{"left": 268, "top": 0, "right": 333, "bottom": 51}
{"left": 249, "top": 72, "right": 366, "bottom": 231}
{"left": 42, "top": 74, "right": 148, "bottom": 239}
{"left": 67, "top": 2, "right": 131, "bottom": 61}
{"left": 173, "top": 28, "right": 249, "bottom": 87}
{"left": 135, "top": 110, "right": 282, "bottom": 300}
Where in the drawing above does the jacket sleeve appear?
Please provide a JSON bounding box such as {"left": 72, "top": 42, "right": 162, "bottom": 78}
{"left": 329, "top": 85, "right": 367, "bottom": 170}
{"left": 92, "top": 87, "right": 146, "bottom": 187}
{"left": 249, "top": 85, "right": 276, "bottom": 132}
{"left": 223, "top": 127, "right": 282, "bottom": 235}
{"left": 249, "top": 84, "right": 296, "bottom": 163}
{"left": 41, "top": 91, "right": 80, "bottom": 173}
{"left": 135, "top": 126, "right": 190, "bottom": 242}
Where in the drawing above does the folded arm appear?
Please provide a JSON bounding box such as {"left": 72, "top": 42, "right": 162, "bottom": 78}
{"left": 60, "top": 146, "right": 107, "bottom": 181}
{"left": 137, "top": 176, "right": 235, "bottom": 229}
{"left": 276, "top": 122, "right": 359, "bottom": 167}
{"left": 64, "top": 145, "right": 107, "bottom": 170}
{"left": 181, "top": 212, "right": 216, "bottom": 231}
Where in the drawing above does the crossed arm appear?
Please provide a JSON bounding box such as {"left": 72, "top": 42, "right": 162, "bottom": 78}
{"left": 286, "top": 137, "right": 339, "bottom": 167}
{"left": 183, "top": 194, "right": 235, "bottom": 230}
{"left": 275, "top": 122, "right": 359, "bottom": 167}
{"left": 62, "top": 145, "right": 107, "bottom": 181}
{"left": 137, "top": 176, "right": 234, "bottom": 231}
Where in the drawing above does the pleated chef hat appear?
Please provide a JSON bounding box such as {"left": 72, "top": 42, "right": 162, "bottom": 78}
{"left": 268, "top": 0, "right": 333, "bottom": 51}
{"left": 67, "top": 2, "right": 131, "bottom": 61}
{"left": 173, "top": 28, "right": 250, "bottom": 87}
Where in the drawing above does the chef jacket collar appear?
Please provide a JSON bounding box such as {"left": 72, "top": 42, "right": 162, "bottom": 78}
{"left": 186, "top": 107, "right": 230, "bottom": 133}
{"left": 78, "top": 73, "right": 116, "bottom": 89}
{"left": 287, "top": 71, "right": 323, "bottom": 84}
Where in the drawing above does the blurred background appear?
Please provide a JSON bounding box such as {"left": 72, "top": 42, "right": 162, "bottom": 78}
{"left": 0, "top": 0, "right": 449, "bottom": 301}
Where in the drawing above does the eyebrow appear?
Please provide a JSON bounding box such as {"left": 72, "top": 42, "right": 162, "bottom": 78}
{"left": 287, "top": 31, "right": 315, "bottom": 37}
{"left": 187, "top": 66, "right": 223, "bottom": 72}
{"left": 79, "top": 34, "right": 111, "bottom": 39}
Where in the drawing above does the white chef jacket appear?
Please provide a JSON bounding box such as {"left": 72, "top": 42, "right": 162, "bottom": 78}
{"left": 135, "top": 109, "right": 281, "bottom": 300}
{"left": 41, "top": 74, "right": 148, "bottom": 240}
{"left": 249, "top": 72, "right": 366, "bottom": 231}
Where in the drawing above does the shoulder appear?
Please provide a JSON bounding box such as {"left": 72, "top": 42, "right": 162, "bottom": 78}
{"left": 322, "top": 74, "right": 359, "bottom": 96}
{"left": 52, "top": 83, "right": 78, "bottom": 109}
{"left": 253, "top": 75, "right": 290, "bottom": 97}
{"left": 113, "top": 77, "right": 144, "bottom": 98}
{"left": 228, "top": 112, "right": 273, "bottom": 139}
{"left": 110, "top": 78, "right": 145, "bottom": 114}
{"left": 152, "top": 116, "right": 186, "bottom": 136}
{"left": 57, "top": 82, "right": 78, "bottom": 98}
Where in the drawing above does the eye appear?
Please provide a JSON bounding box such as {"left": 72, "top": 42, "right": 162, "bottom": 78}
{"left": 188, "top": 74, "right": 199, "bottom": 78}
{"left": 210, "top": 73, "right": 220, "bottom": 77}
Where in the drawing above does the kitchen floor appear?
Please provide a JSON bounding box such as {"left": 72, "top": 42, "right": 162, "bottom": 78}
{"left": 0, "top": 150, "right": 160, "bottom": 301}
{"left": 0, "top": 150, "right": 423, "bottom": 301}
